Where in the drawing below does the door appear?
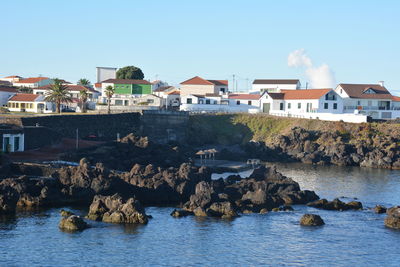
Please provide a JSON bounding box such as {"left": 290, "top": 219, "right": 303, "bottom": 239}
{"left": 3, "top": 137, "right": 10, "bottom": 152}
{"left": 14, "top": 136, "right": 20, "bottom": 151}
{"left": 263, "top": 103, "right": 270, "bottom": 113}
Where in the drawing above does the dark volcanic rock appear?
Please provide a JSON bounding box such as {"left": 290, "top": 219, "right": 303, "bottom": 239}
{"left": 300, "top": 214, "right": 325, "bottom": 226}
{"left": 374, "top": 205, "right": 387, "bottom": 214}
{"left": 170, "top": 209, "right": 193, "bottom": 217}
{"left": 384, "top": 206, "right": 400, "bottom": 229}
{"left": 59, "top": 215, "right": 89, "bottom": 231}
{"left": 307, "top": 198, "right": 362, "bottom": 211}
{"left": 87, "top": 194, "right": 149, "bottom": 224}
{"left": 181, "top": 165, "right": 319, "bottom": 217}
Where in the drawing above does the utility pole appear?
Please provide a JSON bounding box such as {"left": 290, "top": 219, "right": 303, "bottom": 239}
{"left": 246, "top": 78, "right": 249, "bottom": 92}
{"left": 232, "top": 74, "right": 235, "bottom": 92}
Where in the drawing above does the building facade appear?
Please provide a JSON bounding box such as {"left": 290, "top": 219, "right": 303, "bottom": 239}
{"left": 180, "top": 76, "right": 228, "bottom": 96}
{"left": 250, "top": 79, "right": 301, "bottom": 94}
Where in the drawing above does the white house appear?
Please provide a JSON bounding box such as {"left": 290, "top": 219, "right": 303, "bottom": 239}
{"left": 335, "top": 83, "right": 400, "bottom": 119}
{"left": 151, "top": 80, "right": 169, "bottom": 91}
{"left": 260, "top": 89, "right": 343, "bottom": 114}
{"left": 180, "top": 76, "right": 228, "bottom": 96}
{"left": 180, "top": 93, "right": 260, "bottom": 113}
{"left": 0, "top": 75, "right": 23, "bottom": 84}
{"left": 8, "top": 93, "right": 54, "bottom": 113}
{"left": 1, "top": 132, "right": 24, "bottom": 152}
{"left": 250, "top": 79, "right": 301, "bottom": 94}
{"left": 165, "top": 90, "right": 181, "bottom": 109}
{"left": 13, "top": 77, "right": 53, "bottom": 88}
{"left": 0, "top": 87, "right": 17, "bottom": 107}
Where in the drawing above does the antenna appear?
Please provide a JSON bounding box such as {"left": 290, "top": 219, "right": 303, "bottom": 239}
{"left": 232, "top": 74, "right": 235, "bottom": 92}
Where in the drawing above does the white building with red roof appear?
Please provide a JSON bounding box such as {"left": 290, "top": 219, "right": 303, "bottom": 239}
{"left": 180, "top": 93, "right": 260, "bottom": 113}
{"left": 13, "top": 77, "right": 53, "bottom": 88}
{"left": 0, "top": 75, "right": 24, "bottom": 84}
{"left": 0, "top": 86, "right": 17, "bottom": 107}
{"left": 7, "top": 93, "right": 54, "bottom": 113}
{"left": 180, "top": 76, "right": 228, "bottom": 96}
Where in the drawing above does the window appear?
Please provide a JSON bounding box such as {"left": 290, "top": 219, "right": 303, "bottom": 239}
{"left": 357, "top": 100, "right": 361, "bottom": 105}
{"left": 236, "top": 100, "right": 240, "bottom": 105}
{"left": 288, "top": 103, "right": 291, "bottom": 109}
{"left": 324, "top": 103, "right": 328, "bottom": 109}
{"left": 280, "top": 103, "right": 284, "bottom": 110}
{"left": 248, "top": 101, "right": 252, "bottom": 105}
{"left": 333, "top": 103, "right": 337, "bottom": 109}
{"left": 187, "top": 98, "right": 192, "bottom": 104}
{"left": 298, "top": 103, "right": 301, "bottom": 109}
{"left": 340, "top": 89, "right": 343, "bottom": 94}
{"left": 115, "top": 100, "right": 123, "bottom": 105}
{"left": 147, "top": 99, "right": 154, "bottom": 104}
{"left": 206, "top": 99, "right": 210, "bottom": 104}
{"left": 214, "top": 100, "right": 217, "bottom": 104}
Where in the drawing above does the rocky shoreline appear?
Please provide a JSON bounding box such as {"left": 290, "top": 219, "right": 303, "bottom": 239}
{"left": 245, "top": 126, "right": 400, "bottom": 169}
{"left": 1, "top": 132, "right": 400, "bottom": 231}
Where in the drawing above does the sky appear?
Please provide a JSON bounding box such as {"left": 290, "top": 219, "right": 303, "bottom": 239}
{"left": 1, "top": 0, "right": 400, "bottom": 95}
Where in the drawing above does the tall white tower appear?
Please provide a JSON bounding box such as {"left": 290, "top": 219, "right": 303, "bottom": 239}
{"left": 96, "top": 67, "right": 117, "bottom": 83}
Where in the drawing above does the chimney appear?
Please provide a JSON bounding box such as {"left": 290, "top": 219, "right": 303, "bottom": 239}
{"left": 379, "top": 81, "right": 384, "bottom": 87}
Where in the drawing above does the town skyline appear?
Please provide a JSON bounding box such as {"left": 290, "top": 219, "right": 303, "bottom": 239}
{"left": 1, "top": 0, "right": 399, "bottom": 94}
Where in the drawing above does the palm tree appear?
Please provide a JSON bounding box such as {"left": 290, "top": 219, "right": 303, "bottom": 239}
{"left": 77, "top": 78, "right": 91, "bottom": 87}
{"left": 105, "top": 85, "right": 115, "bottom": 114}
{"left": 45, "top": 79, "right": 72, "bottom": 113}
{"left": 79, "top": 89, "right": 89, "bottom": 113}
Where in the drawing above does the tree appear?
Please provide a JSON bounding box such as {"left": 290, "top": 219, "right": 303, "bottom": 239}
{"left": 116, "top": 66, "right": 144, "bottom": 80}
{"left": 105, "top": 85, "right": 115, "bottom": 114}
{"left": 45, "top": 79, "right": 72, "bottom": 113}
{"left": 79, "top": 89, "right": 89, "bottom": 113}
{"left": 77, "top": 78, "right": 91, "bottom": 87}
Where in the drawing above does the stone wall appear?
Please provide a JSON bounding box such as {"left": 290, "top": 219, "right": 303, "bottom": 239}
{"left": 140, "top": 110, "right": 189, "bottom": 144}
{"left": 17, "top": 113, "right": 141, "bottom": 140}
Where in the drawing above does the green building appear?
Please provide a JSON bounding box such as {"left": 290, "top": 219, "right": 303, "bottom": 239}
{"left": 103, "top": 79, "right": 152, "bottom": 95}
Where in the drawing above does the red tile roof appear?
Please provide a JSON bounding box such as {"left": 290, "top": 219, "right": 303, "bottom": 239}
{"left": 338, "top": 84, "right": 392, "bottom": 99}
{"left": 101, "top": 79, "right": 151, "bottom": 85}
{"left": 267, "top": 89, "right": 331, "bottom": 100}
{"left": 0, "top": 87, "right": 17, "bottom": 93}
{"left": 9, "top": 93, "right": 40, "bottom": 102}
{"left": 280, "top": 89, "right": 331, "bottom": 100}
{"left": 253, "top": 79, "right": 299, "bottom": 85}
{"left": 392, "top": 96, "right": 400, "bottom": 102}
{"left": 4, "top": 75, "right": 22, "bottom": 78}
{"left": 38, "top": 84, "right": 96, "bottom": 92}
{"left": 181, "top": 76, "right": 228, "bottom": 86}
{"left": 228, "top": 94, "right": 260, "bottom": 100}
{"left": 166, "top": 90, "right": 180, "bottom": 95}
{"left": 94, "top": 83, "right": 102, "bottom": 88}
{"left": 15, "top": 77, "right": 49, "bottom": 84}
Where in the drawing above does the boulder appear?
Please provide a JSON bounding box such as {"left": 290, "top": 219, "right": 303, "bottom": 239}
{"left": 60, "top": 209, "right": 74, "bottom": 217}
{"left": 384, "top": 206, "right": 400, "bottom": 230}
{"left": 374, "top": 205, "right": 387, "bottom": 214}
{"left": 206, "top": 201, "right": 238, "bottom": 218}
{"left": 170, "top": 209, "right": 193, "bottom": 217}
{"left": 307, "top": 198, "right": 362, "bottom": 211}
{"left": 300, "top": 214, "right": 325, "bottom": 226}
{"left": 87, "top": 194, "right": 149, "bottom": 224}
{"left": 59, "top": 215, "right": 89, "bottom": 231}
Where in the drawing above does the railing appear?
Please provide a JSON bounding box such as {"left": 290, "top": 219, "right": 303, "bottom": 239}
{"left": 344, "top": 106, "right": 400, "bottom": 111}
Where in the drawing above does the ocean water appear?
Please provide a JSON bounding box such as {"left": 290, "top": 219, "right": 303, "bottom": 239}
{"left": 1, "top": 163, "right": 400, "bottom": 267}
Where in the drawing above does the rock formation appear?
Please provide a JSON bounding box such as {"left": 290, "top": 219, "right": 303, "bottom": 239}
{"left": 300, "top": 214, "right": 325, "bottom": 226}
{"left": 87, "top": 194, "right": 149, "bottom": 224}
{"left": 384, "top": 206, "right": 400, "bottom": 230}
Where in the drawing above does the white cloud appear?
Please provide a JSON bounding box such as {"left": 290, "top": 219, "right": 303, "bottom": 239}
{"left": 288, "top": 49, "right": 336, "bottom": 88}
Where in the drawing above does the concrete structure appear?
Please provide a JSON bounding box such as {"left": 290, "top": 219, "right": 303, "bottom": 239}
{"left": 13, "top": 77, "right": 53, "bottom": 88}
{"left": 180, "top": 76, "right": 228, "bottom": 96}
{"left": 250, "top": 79, "right": 301, "bottom": 94}
{"left": 335, "top": 83, "right": 400, "bottom": 120}
{"left": 8, "top": 94, "right": 54, "bottom": 113}
{"left": 96, "top": 67, "right": 117, "bottom": 83}
{"left": 0, "top": 125, "right": 24, "bottom": 152}
{"left": 0, "top": 87, "right": 17, "bottom": 107}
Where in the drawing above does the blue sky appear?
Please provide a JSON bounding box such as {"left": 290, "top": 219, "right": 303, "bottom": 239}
{"left": 1, "top": 0, "right": 399, "bottom": 94}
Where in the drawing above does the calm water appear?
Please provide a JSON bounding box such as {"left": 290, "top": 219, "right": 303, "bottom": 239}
{"left": 1, "top": 163, "right": 400, "bottom": 267}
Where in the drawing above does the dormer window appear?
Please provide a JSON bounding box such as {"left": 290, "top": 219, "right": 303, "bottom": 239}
{"left": 363, "top": 88, "right": 376, "bottom": 94}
